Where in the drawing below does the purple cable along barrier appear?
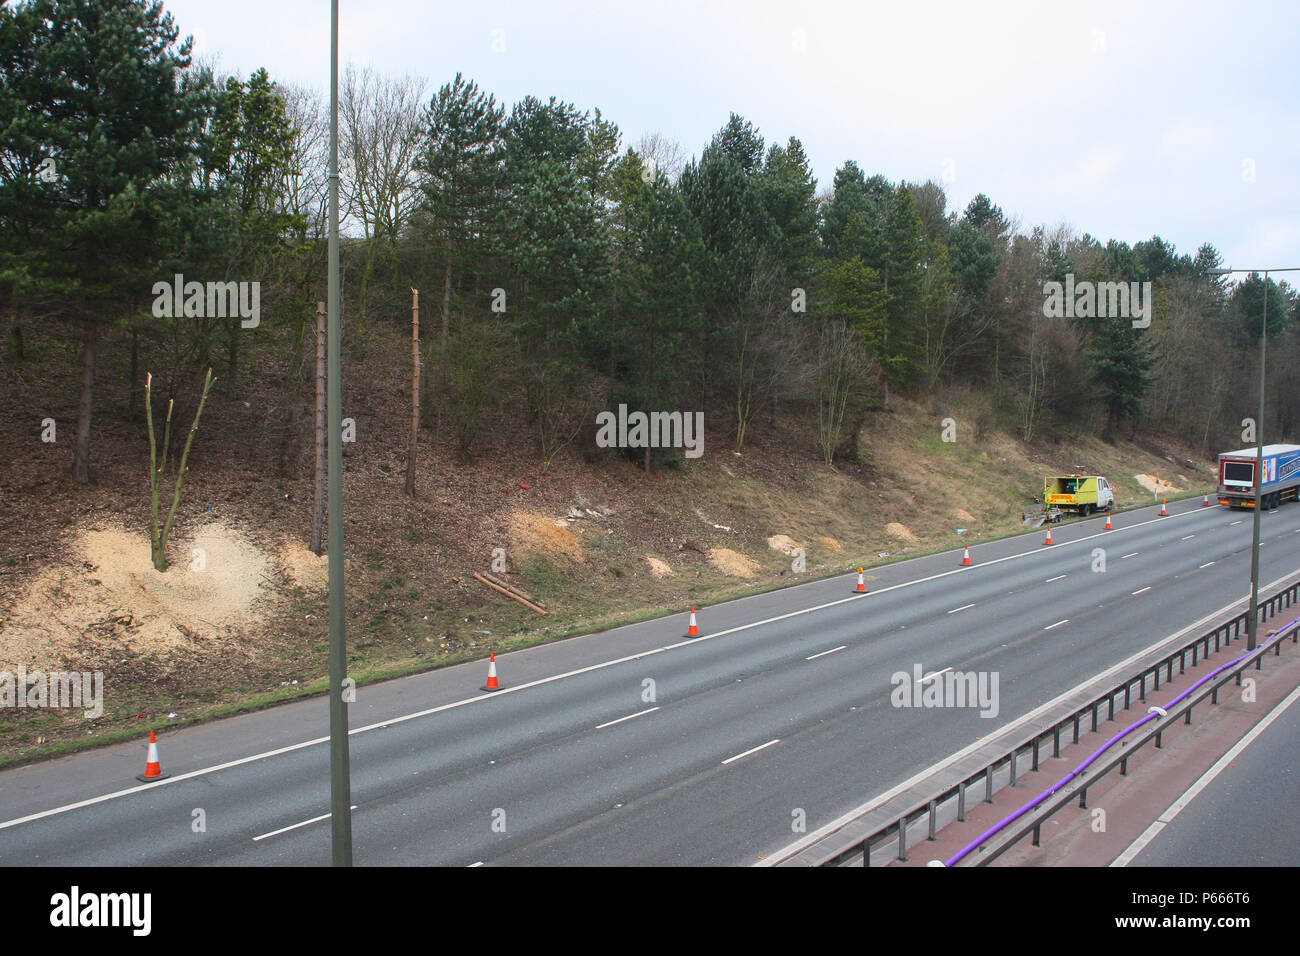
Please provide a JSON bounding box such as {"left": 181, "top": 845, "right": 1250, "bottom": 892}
{"left": 940, "top": 615, "right": 1300, "bottom": 867}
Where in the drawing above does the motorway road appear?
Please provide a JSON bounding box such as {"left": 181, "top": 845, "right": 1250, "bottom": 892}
{"left": 1121, "top": 684, "right": 1300, "bottom": 867}
{"left": 3, "top": 498, "right": 1298, "bottom": 866}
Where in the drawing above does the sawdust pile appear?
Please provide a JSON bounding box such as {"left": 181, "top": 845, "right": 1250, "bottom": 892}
{"left": 708, "top": 548, "right": 760, "bottom": 578}
{"left": 953, "top": 509, "right": 976, "bottom": 522}
{"left": 766, "top": 534, "right": 800, "bottom": 555}
{"left": 645, "top": 556, "right": 673, "bottom": 578}
{"left": 1134, "top": 474, "right": 1179, "bottom": 495}
{"left": 885, "top": 522, "right": 920, "bottom": 544}
{"left": 279, "top": 541, "right": 329, "bottom": 591}
{"left": 508, "top": 511, "right": 585, "bottom": 562}
{"left": 817, "top": 535, "right": 845, "bottom": 553}
{"left": 1, "top": 520, "right": 271, "bottom": 671}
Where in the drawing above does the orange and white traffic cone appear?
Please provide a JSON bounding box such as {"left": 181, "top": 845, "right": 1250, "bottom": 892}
{"left": 1203, "top": 494, "right": 1210, "bottom": 507}
{"left": 961, "top": 546, "right": 971, "bottom": 566}
{"left": 854, "top": 568, "right": 867, "bottom": 593}
{"left": 1160, "top": 498, "right": 1168, "bottom": 516}
{"left": 1105, "top": 513, "right": 1113, "bottom": 530}
{"left": 685, "top": 606, "right": 700, "bottom": 637}
{"left": 136, "top": 730, "right": 169, "bottom": 782}
{"left": 1044, "top": 526, "right": 1053, "bottom": 545}
{"left": 481, "top": 652, "right": 501, "bottom": 692}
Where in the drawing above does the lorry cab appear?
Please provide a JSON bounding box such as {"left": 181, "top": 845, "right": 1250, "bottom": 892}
{"left": 1217, "top": 444, "right": 1300, "bottom": 509}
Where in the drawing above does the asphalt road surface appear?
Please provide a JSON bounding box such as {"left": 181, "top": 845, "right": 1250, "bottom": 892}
{"left": 1120, "top": 684, "right": 1300, "bottom": 867}
{"left": 3, "top": 498, "right": 1297, "bottom": 866}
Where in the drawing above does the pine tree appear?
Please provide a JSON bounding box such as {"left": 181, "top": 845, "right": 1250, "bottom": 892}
{"left": 494, "top": 95, "right": 614, "bottom": 470}
{"left": 759, "top": 137, "right": 819, "bottom": 285}
{"left": 0, "top": 0, "right": 205, "bottom": 483}
{"left": 679, "top": 121, "right": 778, "bottom": 442}
{"left": 820, "top": 161, "right": 871, "bottom": 258}
{"left": 414, "top": 73, "right": 505, "bottom": 421}
{"left": 613, "top": 170, "right": 705, "bottom": 469}
{"left": 881, "top": 185, "right": 925, "bottom": 389}
{"left": 1086, "top": 240, "right": 1154, "bottom": 440}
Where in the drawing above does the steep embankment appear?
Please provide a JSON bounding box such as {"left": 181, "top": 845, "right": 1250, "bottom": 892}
{"left": 0, "top": 320, "right": 1215, "bottom": 763}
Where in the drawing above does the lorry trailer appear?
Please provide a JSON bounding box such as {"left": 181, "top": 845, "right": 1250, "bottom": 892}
{"left": 1217, "top": 444, "right": 1300, "bottom": 509}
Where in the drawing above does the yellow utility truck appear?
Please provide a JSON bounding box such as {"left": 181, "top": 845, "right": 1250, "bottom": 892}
{"left": 1043, "top": 475, "right": 1114, "bottom": 517}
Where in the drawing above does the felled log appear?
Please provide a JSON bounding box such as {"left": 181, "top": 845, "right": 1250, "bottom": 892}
{"left": 472, "top": 572, "right": 547, "bottom": 615}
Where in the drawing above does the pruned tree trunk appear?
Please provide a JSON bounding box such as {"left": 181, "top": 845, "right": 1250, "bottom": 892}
{"left": 5, "top": 320, "right": 22, "bottom": 362}
{"left": 438, "top": 253, "right": 452, "bottom": 435}
{"left": 128, "top": 329, "right": 139, "bottom": 416}
{"left": 441, "top": 255, "right": 451, "bottom": 354}
{"left": 147, "top": 368, "right": 215, "bottom": 572}
{"left": 405, "top": 287, "right": 419, "bottom": 496}
{"left": 226, "top": 318, "right": 240, "bottom": 392}
{"left": 311, "top": 302, "right": 326, "bottom": 555}
{"left": 72, "top": 321, "right": 99, "bottom": 484}
{"left": 279, "top": 401, "right": 299, "bottom": 480}
{"left": 5, "top": 287, "right": 21, "bottom": 362}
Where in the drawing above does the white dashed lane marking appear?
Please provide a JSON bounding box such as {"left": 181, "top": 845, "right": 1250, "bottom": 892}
{"left": 722, "top": 739, "right": 780, "bottom": 765}
{"left": 596, "top": 707, "right": 660, "bottom": 730}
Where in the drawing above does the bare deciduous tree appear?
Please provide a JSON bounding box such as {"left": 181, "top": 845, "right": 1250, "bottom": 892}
{"left": 731, "top": 250, "right": 787, "bottom": 452}
{"left": 1017, "top": 316, "right": 1051, "bottom": 443}
{"left": 278, "top": 83, "right": 330, "bottom": 240}
{"left": 814, "top": 319, "right": 872, "bottom": 466}
{"left": 405, "top": 288, "right": 419, "bottom": 496}
{"left": 917, "top": 241, "right": 993, "bottom": 390}
{"left": 635, "top": 131, "right": 685, "bottom": 183}
{"left": 312, "top": 303, "right": 326, "bottom": 555}
{"left": 339, "top": 66, "right": 427, "bottom": 316}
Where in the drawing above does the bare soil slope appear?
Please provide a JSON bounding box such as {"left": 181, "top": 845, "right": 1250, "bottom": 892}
{"left": 0, "top": 321, "right": 1216, "bottom": 761}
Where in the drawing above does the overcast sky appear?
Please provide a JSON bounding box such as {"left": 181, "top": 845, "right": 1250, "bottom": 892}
{"left": 165, "top": 0, "right": 1298, "bottom": 271}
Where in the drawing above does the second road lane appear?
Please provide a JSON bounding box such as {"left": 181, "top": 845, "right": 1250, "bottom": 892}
{"left": 2, "top": 498, "right": 1296, "bottom": 865}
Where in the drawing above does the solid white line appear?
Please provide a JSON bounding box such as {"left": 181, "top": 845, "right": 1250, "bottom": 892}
{"left": 595, "top": 706, "right": 660, "bottom": 730}
{"left": 1132, "top": 586, "right": 1152, "bottom": 595}
{"left": 1122, "top": 553, "right": 1139, "bottom": 559}
{"left": 1111, "top": 684, "right": 1300, "bottom": 867}
{"left": 0, "top": 504, "right": 1218, "bottom": 834}
{"left": 1045, "top": 574, "right": 1067, "bottom": 583}
{"left": 722, "top": 739, "right": 780, "bottom": 765}
{"left": 805, "top": 645, "right": 847, "bottom": 660}
{"left": 756, "top": 572, "right": 1299, "bottom": 866}
{"left": 1182, "top": 534, "right": 1195, "bottom": 540}
{"left": 1044, "top": 619, "right": 1069, "bottom": 630}
{"left": 947, "top": 604, "right": 975, "bottom": 614}
{"left": 917, "top": 667, "right": 952, "bottom": 684}
{"left": 1199, "top": 562, "right": 1215, "bottom": 569}
{"left": 253, "top": 805, "right": 357, "bottom": 842}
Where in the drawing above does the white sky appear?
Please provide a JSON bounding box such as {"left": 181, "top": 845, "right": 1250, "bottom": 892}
{"left": 168, "top": 0, "right": 1300, "bottom": 269}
